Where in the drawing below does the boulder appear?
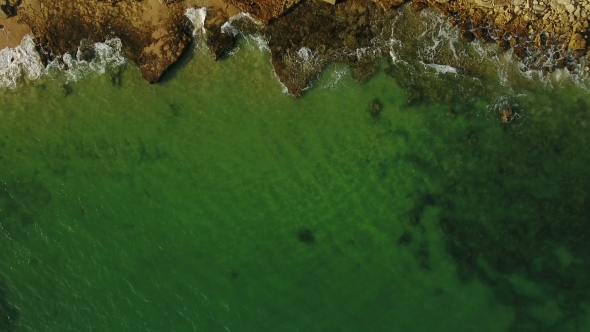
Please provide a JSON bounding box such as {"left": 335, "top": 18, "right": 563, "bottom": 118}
{"left": 568, "top": 33, "right": 586, "bottom": 50}
{"left": 0, "top": 4, "right": 16, "bottom": 18}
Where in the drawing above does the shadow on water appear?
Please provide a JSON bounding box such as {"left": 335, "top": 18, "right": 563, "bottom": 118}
{"left": 157, "top": 41, "right": 200, "bottom": 85}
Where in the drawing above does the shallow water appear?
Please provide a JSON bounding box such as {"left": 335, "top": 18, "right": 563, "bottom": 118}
{"left": 1, "top": 7, "right": 590, "bottom": 332}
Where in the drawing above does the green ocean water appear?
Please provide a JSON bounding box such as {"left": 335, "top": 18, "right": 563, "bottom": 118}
{"left": 2, "top": 10, "right": 590, "bottom": 332}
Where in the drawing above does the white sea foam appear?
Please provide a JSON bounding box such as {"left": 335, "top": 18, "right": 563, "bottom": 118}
{"left": 0, "top": 34, "right": 44, "bottom": 89}
{"left": 220, "top": 13, "right": 269, "bottom": 53}
{"left": 221, "top": 12, "right": 259, "bottom": 37}
{"left": 0, "top": 35, "right": 126, "bottom": 88}
{"left": 184, "top": 7, "right": 207, "bottom": 36}
{"left": 419, "top": 61, "right": 459, "bottom": 74}
{"left": 48, "top": 38, "right": 126, "bottom": 83}
{"left": 320, "top": 66, "right": 350, "bottom": 89}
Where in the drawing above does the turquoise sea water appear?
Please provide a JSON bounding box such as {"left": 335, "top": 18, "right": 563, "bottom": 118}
{"left": 2, "top": 7, "right": 590, "bottom": 332}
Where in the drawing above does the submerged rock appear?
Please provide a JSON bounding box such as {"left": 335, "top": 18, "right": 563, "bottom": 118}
{"left": 368, "top": 98, "right": 383, "bottom": 117}
{"left": 297, "top": 228, "right": 315, "bottom": 244}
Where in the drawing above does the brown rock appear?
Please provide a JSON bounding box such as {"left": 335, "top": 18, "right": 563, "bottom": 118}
{"left": 205, "top": 7, "right": 234, "bottom": 60}
{"left": 18, "top": 0, "right": 193, "bottom": 84}
{"left": 568, "top": 33, "right": 587, "bottom": 51}
{"left": 513, "top": 46, "right": 527, "bottom": 59}
{"left": 460, "top": 31, "right": 475, "bottom": 42}
{"left": 258, "top": 0, "right": 392, "bottom": 96}
{"left": 496, "top": 39, "right": 509, "bottom": 53}
{"left": 499, "top": 107, "right": 514, "bottom": 123}
{"left": 411, "top": 1, "right": 428, "bottom": 11}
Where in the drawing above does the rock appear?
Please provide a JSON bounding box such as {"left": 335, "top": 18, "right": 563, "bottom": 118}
{"left": 18, "top": 0, "right": 193, "bottom": 84}
{"left": 496, "top": 39, "right": 509, "bottom": 52}
{"left": 460, "top": 31, "right": 475, "bottom": 42}
{"left": 0, "top": 4, "right": 16, "bottom": 18}
{"left": 60, "top": 84, "right": 72, "bottom": 97}
{"left": 513, "top": 45, "right": 527, "bottom": 59}
{"left": 205, "top": 7, "right": 235, "bottom": 60}
{"left": 495, "top": 11, "right": 513, "bottom": 26}
{"left": 411, "top": 1, "right": 428, "bottom": 11}
{"left": 568, "top": 33, "right": 586, "bottom": 50}
{"left": 322, "top": 0, "right": 336, "bottom": 3}
{"left": 368, "top": 98, "right": 383, "bottom": 117}
{"left": 499, "top": 107, "right": 514, "bottom": 123}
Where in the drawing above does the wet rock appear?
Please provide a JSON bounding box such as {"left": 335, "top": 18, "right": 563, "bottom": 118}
{"left": 406, "top": 89, "right": 421, "bottom": 105}
{"left": 411, "top": 1, "right": 428, "bottom": 11}
{"left": 496, "top": 39, "right": 509, "bottom": 53}
{"left": 460, "top": 31, "right": 475, "bottom": 42}
{"left": 368, "top": 98, "right": 383, "bottom": 117}
{"left": 499, "top": 106, "right": 515, "bottom": 123}
{"left": 568, "top": 33, "right": 586, "bottom": 51}
{"left": 446, "top": 108, "right": 456, "bottom": 118}
{"left": 205, "top": 8, "right": 234, "bottom": 60}
{"left": 259, "top": 0, "right": 396, "bottom": 96}
{"left": 60, "top": 84, "right": 72, "bottom": 97}
{"left": 513, "top": 46, "right": 527, "bottom": 59}
{"left": 0, "top": 4, "right": 16, "bottom": 18}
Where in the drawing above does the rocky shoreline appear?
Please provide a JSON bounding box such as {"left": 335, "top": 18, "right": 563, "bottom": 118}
{"left": 0, "top": 0, "right": 588, "bottom": 94}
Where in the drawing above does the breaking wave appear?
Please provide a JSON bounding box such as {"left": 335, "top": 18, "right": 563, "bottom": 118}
{"left": 49, "top": 38, "right": 127, "bottom": 82}
{"left": 185, "top": 7, "right": 207, "bottom": 37}
{"left": 1, "top": 4, "right": 589, "bottom": 95}
{"left": 0, "top": 35, "right": 44, "bottom": 89}
{"left": 222, "top": 13, "right": 269, "bottom": 52}
{"left": 0, "top": 35, "right": 126, "bottom": 89}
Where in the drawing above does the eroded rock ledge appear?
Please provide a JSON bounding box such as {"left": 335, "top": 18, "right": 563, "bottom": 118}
{"left": 0, "top": 0, "right": 588, "bottom": 89}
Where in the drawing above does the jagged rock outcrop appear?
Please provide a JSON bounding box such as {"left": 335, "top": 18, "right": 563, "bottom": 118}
{"left": 1, "top": 0, "right": 589, "bottom": 85}
{"left": 229, "top": 0, "right": 397, "bottom": 96}
{"left": 17, "top": 0, "right": 193, "bottom": 83}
